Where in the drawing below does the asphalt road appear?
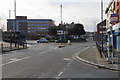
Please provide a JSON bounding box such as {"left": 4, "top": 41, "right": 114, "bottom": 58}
{"left": 1, "top": 41, "right": 118, "bottom": 78}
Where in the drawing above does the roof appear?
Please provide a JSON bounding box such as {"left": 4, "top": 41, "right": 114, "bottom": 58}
{"left": 7, "top": 19, "right": 53, "bottom": 21}
{"left": 105, "top": 0, "right": 113, "bottom": 14}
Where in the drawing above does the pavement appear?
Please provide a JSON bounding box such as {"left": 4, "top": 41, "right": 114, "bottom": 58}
{"left": 75, "top": 43, "right": 119, "bottom": 71}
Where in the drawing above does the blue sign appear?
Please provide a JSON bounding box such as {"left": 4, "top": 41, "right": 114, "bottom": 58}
{"left": 110, "top": 14, "right": 119, "bottom": 23}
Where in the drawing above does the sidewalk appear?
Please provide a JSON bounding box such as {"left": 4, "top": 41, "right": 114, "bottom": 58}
{"left": 76, "top": 43, "right": 119, "bottom": 71}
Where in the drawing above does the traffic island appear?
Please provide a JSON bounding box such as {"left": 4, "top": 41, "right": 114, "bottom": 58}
{"left": 57, "top": 44, "right": 66, "bottom": 48}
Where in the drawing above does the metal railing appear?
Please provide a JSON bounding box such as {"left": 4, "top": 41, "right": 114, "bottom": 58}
{"left": 1, "top": 42, "right": 27, "bottom": 53}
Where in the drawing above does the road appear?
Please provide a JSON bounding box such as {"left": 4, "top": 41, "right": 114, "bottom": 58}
{"left": 2, "top": 41, "right": 118, "bottom": 78}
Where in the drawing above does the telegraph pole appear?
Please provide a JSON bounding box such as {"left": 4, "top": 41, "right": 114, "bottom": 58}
{"left": 101, "top": 0, "right": 103, "bottom": 21}
{"left": 15, "top": 0, "right": 16, "bottom": 31}
{"left": 9, "top": 10, "right": 11, "bottom": 19}
{"left": 101, "top": 0, "right": 104, "bottom": 55}
{"left": 60, "top": 4, "right": 63, "bottom": 24}
{"left": 14, "top": 0, "right": 17, "bottom": 47}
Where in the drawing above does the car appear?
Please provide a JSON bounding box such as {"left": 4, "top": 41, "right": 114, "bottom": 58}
{"left": 55, "top": 39, "right": 67, "bottom": 43}
{"left": 37, "top": 38, "right": 48, "bottom": 43}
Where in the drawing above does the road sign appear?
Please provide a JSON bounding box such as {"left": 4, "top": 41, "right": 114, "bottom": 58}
{"left": 110, "top": 14, "right": 118, "bottom": 23}
{"left": 57, "top": 30, "right": 63, "bottom": 35}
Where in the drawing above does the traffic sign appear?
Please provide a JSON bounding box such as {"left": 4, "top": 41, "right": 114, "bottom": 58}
{"left": 57, "top": 30, "right": 63, "bottom": 35}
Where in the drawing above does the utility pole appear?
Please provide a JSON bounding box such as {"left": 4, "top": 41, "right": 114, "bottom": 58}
{"left": 14, "top": 0, "right": 17, "bottom": 47}
{"left": 9, "top": 10, "right": 11, "bottom": 19}
{"left": 101, "top": 0, "right": 104, "bottom": 55}
{"left": 15, "top": 0, "right": 16, "bottom": 31}
{"left": 9, "top": 10, "right": 15, "bottom": 19}
{"left": 60, "top": 4, "right": 62, "bottom": 24}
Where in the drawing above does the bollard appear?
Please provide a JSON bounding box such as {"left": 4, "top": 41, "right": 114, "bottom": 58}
{"left": 18, "top": 42, "right": 19, "bottom": 49}
{"left": 23, "top": 42, "right": 24, "bottom": 48}
{"left": 1, "top": 43, "right": 3, "bottom": 53}
{"left": 68, "top": 40, "right": 71, "bottom": 45}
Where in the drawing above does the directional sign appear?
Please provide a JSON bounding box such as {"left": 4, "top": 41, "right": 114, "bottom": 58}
{"left": 57, "top": 30, "right": 63, "bottom": 35}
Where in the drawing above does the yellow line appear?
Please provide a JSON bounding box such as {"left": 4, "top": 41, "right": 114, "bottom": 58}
{"left": 72, "top": 56, "right": 99, "bottom": 69}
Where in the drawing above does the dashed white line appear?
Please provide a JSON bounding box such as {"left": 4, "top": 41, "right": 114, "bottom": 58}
{"left": 39, "top": 47, "right": 57, "bottom": 55}
{"left": 0, "top": 56, "right": 31, "bottom": 66}
{"left": 57, "top": 72, "right": 63, "bottom": 77}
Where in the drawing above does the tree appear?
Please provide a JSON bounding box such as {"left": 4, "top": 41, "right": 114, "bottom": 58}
{"left": 1, "top": 24, "right": 6, "bottom": 32}
{"left": 67, "top": 23, "right": 86, "bottom": 36}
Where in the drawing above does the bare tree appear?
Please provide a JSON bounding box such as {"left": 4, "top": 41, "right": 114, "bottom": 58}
{"left": 1, "top": 24, "right": 6, "bottom": 32}
{"left": 0, "top": 16, "right": 6, "bottom": 31}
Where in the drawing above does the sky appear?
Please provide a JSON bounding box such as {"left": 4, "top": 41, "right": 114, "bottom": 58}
{"left": 0, "top": 0, "right": 111, "bottom": 32}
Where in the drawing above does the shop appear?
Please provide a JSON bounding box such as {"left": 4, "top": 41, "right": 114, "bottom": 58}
{"left": 114, "top": 23, "right": 120, "bottom": 51}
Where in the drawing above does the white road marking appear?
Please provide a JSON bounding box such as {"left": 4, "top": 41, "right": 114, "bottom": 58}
{"left": 63, "top": 58, "right": 70, "bottom": 61}
{"left": 39, "top": 47, "right": 57, "bottom": 55}
{"left": 0, "top": 56, "right": 31, "bottom": 66}
{"left": 54, "top": 47, "right": 57, "bottom": 49}
{"left": 57, "top": 72, "right": 63, "bottom": 77}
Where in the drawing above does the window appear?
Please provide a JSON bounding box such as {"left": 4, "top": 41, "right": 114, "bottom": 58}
{"left": 28, "top": 24, "right": 31, "bottom": 26}
{"left": 44, "top": 24, "right": 46, "bottom": 26}
{"left": 47, "top": 24, "right": 49, "bottom": 26}
{"left": 41, "top": 24, "right": 43, "bottom": 26}
{"left": 31, "top": 27, "right": 33, "bottom": 29}
{"left": 28, "top": 30, "right": 31, "bottom": 32}
{"left": 28, "top": 27, "right": 31, "bottom": 29}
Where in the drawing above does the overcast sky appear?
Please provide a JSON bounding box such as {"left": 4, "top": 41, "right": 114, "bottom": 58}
{"left": 0, "top": 0, "right": 111, "bottom": 32}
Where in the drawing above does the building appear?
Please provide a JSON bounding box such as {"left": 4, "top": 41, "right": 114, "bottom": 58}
{"left": 97, "top": 19, "right": 106, "bottom": 41}
{"left": 105, "top": 0, "right": 120, "bottom": 54}
{"left": 7, "top": 16, "right": 55, "bottom": 39}
{"left": 27, "top": 19, "right": 55, "bottom": 37}
{"left": 7, "top": 16, "right": 27, "bottom": 37}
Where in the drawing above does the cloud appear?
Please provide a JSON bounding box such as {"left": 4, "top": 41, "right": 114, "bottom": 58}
{"left": 0, "top": 0, "right": 111, "bottom": 31}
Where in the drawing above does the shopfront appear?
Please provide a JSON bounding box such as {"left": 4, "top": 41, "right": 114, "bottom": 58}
{"left": 114, "top": 23, "right": 120, "bottom": 51}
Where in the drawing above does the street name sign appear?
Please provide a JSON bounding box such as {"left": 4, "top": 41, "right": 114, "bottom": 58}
{"left": 110, "top": 14, "right": 118, "bottom": 23}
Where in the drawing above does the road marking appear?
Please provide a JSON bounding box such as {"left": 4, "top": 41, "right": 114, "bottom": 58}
{"left": 54, "top": 47, "right": 57, "bottom": 49}
{"left": 39, "top": 47, "right": 58, "bottom": 55}
{"left": 57, "top": 72, "right": 63, "bottom": 77}
{"left": 72, "top": 56, "right": 99, "bottom": 69}
{"left": 75, "top": 46, "right": 90, "bottom": 56}
{"left": 63, "top": 58, "right": 70, "bottom": 61}
{"left": 39, "top": 50, "right": 52, "bottom": 54}
{"left": 0, "top": 56, "right": 31, "bottom": 66}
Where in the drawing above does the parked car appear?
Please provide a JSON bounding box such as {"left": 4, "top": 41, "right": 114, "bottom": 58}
{"left": 55, "top": 39, "right": 67, "bottom": 43}
{"left": 37, "top": 38, "right": 48, "bottom": 43}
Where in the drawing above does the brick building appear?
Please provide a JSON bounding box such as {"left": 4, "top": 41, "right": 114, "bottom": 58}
{"left": 105, "top": 0, "right": 120, "bottom": 52}
{"left": 97, "top": 19, "right": 106, "bottom": 41}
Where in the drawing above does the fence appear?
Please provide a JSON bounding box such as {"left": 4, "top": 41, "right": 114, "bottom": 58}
{"left": 96, "top": 42, "right": 107, "bottom": 58}
{"left": 108, "top": 48, "right": 120, "bottom": 64}
{"left": 96, "top": 42, "right": 120, "bottom": 64}
{"left": 1, "top": 42, "right": 27, "bottom": 53}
